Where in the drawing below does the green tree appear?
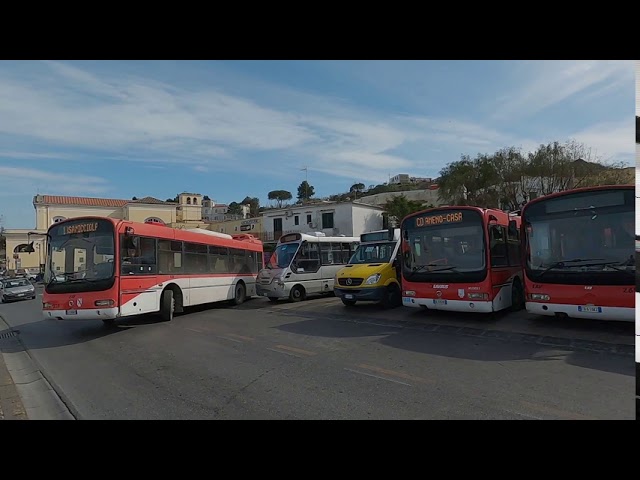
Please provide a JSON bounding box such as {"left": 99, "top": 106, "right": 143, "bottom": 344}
{"left": 203, "top": 195, "right": 211, "bottom": 201}
{"left": 241, "top": 196, "right": 260, "bottom": 216}
{"left": 350, "top": 182, "right": 366, "bottom": 197}
{"left": 382, "top": 195, "right": 426, "bottom": 226}
{"left": 227, "top": 202, "right": 243, "bottom": 216}
{"left": 267, "top": 190, "right": 292, "bottom": 209}
{"left": 297, "top": 181, "right": 315, "bottom": 202}
{"left": 132, "top": 196, "right": 138, "bottom": 200}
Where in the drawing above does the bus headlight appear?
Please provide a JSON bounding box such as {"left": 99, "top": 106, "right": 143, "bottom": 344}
{"left": 365, "top": 274, "right": 381, "bottom": 285}
{"left": 467, "top": 293, "right": 489, "bottom": 300}
{"left": 528, "top": 293, "right": 550, "bottom": 301}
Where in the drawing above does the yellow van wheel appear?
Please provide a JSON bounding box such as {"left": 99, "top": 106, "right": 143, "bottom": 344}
{"left": 341, "top": 298, "right": 357, "bottom": 306}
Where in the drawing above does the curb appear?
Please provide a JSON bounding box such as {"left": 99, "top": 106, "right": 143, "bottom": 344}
{"left": 0, "top": 313, "right": 76, "bottom": 420}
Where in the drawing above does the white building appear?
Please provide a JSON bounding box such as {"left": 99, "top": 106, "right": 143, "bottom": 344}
{"left": 261, "top": 201, "right": 384, "bottom": 243}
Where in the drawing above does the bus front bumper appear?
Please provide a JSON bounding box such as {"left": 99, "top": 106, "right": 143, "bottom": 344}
{"left": 526, "top": 302, "right": 634, "bottom": 322}
{"left": 43, "top": 307, "right": 119, "bottom": 321}
{"left": 334, "top": 287, "right": 386, "bottom": 302}
{"left": 402, "top": 297, "right": 493, "bottom": 313}
{"left": 256, "top": 282, "right": 289, "bottom": 299}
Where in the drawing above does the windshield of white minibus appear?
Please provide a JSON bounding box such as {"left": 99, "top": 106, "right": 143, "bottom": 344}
{"left": 268, "top": 242, "right": 300, "bottom": 269}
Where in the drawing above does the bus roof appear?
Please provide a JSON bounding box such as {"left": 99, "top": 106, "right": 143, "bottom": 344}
{"left": 277, "top": 232, "right": 359, "bottom": 244}
{"left": 521, "top": 184, "right": 633, "bottom": 212}
{"left": 48, "top": 216, "right": 263, "bottom": 251}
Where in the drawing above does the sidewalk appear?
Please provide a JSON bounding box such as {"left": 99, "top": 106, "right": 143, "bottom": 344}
{"left": 0, "top": 350, "right": 28, "bottom": 420}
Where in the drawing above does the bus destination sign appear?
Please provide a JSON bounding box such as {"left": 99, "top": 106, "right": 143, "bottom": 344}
{"left": 415, "top": 211, "right": 463, "bottom": 227}
{"left": 63, "top": 222, "right": 100, "bottom": 235}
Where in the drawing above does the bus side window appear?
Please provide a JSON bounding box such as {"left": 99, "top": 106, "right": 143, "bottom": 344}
{"left": 209, "top": 246, "right": 229, "bottom": 273}
{"left": 158, "top": 240, "right": 182, "bottom": 274}
{"left": 490, "top": 226, "right": 508, "bottom": 267}
{"left": 295, "top": 242, "right": 320, "bottom": 273}
{"left": 506, "top": 224, "right": 521, "bottom": 266}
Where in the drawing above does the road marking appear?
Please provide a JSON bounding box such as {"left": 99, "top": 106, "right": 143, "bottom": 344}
{"left": 344, "top": 368, "right": 412, "bottom": 387}
{"left": 273, "top": 344, "right": 317, "bottom": 356}
{"left": 520, "top": 401, "right": 599, "bottom": 420}
{"left": 215, "top": 335, "right": 243, "bottom": 343}
{"left": 226, "top": 333, "right": 254, "bottom": 342}
{"left": 356, "top": 364, "right": 432, "bottom": 384}
{"left": 186, "top": 327, "right": 205, "bottom": 333}
{"left": 267, "top": 348, "right": 305, "bottom": 358}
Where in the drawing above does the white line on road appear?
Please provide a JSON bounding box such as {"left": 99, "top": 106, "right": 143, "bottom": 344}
{"left": 216, "top": 335, "right": 243, "bottom": 343}
{"left": 186, "top": 327, "right": 205, "bottom": 333}
{"left": 267, "top": 347, "right": 305, "bottom": 358}
{"left": 343, "top": 368, "right": 412, "bottom": 387}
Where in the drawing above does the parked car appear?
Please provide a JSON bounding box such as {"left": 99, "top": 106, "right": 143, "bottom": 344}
{"left": 0, "top": 277, "right": 36, "bottom": 302}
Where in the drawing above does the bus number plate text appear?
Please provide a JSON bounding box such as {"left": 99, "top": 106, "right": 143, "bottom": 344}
{"left": 66, "top": 310, "right": 78, "bottom": 315}
{"left": 433, "top": 299, "right": 447, "bottom": 306}
{"left": 578, "top": 306, "right": 601, "bottom": 313}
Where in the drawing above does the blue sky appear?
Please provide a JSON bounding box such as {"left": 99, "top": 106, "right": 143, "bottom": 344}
{"left": 0, "top": 60, "right": 634, "bottom": 229}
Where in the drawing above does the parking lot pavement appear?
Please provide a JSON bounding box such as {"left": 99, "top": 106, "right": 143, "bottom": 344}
{"left": 239, "top": 294, "right": 634, "bottom": 350}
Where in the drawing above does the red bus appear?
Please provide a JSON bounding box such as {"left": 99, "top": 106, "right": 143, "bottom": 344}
{"left": 42, "top": 217, "right": 263, "bottom": 325}
{"left": 521, "top": 185, "right": 634, "bottom": 322}
{"left": 401, "top": 206, "right": 524, "bottom": 313}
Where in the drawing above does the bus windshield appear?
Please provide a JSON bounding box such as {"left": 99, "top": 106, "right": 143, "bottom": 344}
{"left": 45, "top": 219, "right": 116, "bottom": 293}
{"left": 349, "top": 242, "right": 396, "bottom": 264}
{"left": 402, "top": 210, "right": 486, "bottom": 281}
{"left": 523, "top": 189, "right": 634, "bottom": 285}
{"left": 267, "top": 242, "right": 300, "bottom": 269}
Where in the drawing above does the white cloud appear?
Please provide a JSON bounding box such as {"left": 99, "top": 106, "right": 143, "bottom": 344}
{"left": 0, "top": 61, "right": 632, "bottom": 185}
{"left": 0, "top": 166, "right": 110, "bottom": 195}
{"left": 493, "top": 60, "right": 632, "bottom": 120}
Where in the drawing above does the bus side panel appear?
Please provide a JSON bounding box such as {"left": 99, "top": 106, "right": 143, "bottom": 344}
{"left": 188, "top": 275, "right": 235, "bottom": 304}
{"left": 119, "top": 275, "right": 161, "bottom": 316}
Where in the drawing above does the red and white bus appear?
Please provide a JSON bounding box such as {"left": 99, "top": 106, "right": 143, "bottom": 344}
{"left": 521, "top": 185, "right": 634, "bottom": 322}
{"left": 401, "top": 206, "right": 524, "bottom": 313}
{"left": 42, "top": 217, "right": 263, "bottom": 324}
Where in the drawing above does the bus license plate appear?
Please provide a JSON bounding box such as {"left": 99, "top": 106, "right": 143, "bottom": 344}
{"left": 578, "top": 306, "right": 601, "bottom": 313}
{"left": 433, "top": 299, "right": 447, "bottom": 306}
{"left": 66, "top": 310, "right": 77, "bottom": 315}
{"left": 344, "top": 294, "right": 354, "bottom": 300}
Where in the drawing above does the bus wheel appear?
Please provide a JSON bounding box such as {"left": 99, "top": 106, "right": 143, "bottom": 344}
{"left": 289, "top": 285, "right": 305, "bottom": 302}
{"left": 381, "top": 284, "right": 401, "bottom": 309}
{"left": 510, "top": 280, "right": 524, "bottom": 312}
{"left": 233, "top": 282, "right": 246, "bottom": 305}
{"left": 161, "top": 290, "right": 175, "bottom": 321}
{"left": 341, "top": 298, "right": 356, "bottom": 306}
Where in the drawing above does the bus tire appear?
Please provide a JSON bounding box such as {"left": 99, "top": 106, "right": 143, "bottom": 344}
{"left": 161, "top": 290, "right": 175, "bottom": 321}
{"left": 510, "top": 279, "right": 524, "bottom": 312}
{"left": 381, "top": 284, "right": 401, "bottom": 309}
{"left": 289, "top": 285, "right": 305, "bottom": 302}
{"left": 341, "top": 298, "right": 357, "bottom": 306}
{"left": 233, "top": 281, "right": 246, "bottom": 305}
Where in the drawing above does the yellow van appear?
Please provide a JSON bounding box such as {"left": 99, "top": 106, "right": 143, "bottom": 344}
{"left": 334, "top": 228, "right": 401, "bottom": 308}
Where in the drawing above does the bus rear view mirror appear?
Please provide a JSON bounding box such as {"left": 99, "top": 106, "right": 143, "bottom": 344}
{"left": 403, "top": 230, "right": 409, "bottom": 240}
{"left": 508, "top": 220, "right": 518, "bottom": 236}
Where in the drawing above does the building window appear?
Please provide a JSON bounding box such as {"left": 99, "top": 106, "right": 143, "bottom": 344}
{"left": 193, "top": 197, "right": 198, "bottom": 205}
{"left": 144, "top": 217, "right": 166, "bottom": 225}
{"left": 321, "top": 212, "right": 334, "bottom": 229}
{"left": 52, "top": 216, "right": 66, "bottom": 224}
{"left": 187, "top": 197, "right": 191, "bottom": 205}
{"left": 306, "top": 214, "right": 312, "bottom": 224}
{"left": 294, "top": 215, "right": 299, "bottom": 226}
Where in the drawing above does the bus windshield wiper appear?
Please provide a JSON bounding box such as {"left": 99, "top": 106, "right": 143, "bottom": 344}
{"left": 538, "top": 258, "right": 604, "bottom": 278}
{"left": 574, "top": 261, "right": 635, "bottom": 277}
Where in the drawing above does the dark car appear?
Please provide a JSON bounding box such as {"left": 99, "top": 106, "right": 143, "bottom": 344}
{"left": 0, "top": 278, "right": 36, "bottom": 302}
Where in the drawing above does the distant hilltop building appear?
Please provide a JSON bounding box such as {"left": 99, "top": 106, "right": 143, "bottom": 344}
{"left": 388, "top": 174, "right": 432, "bottom": 185}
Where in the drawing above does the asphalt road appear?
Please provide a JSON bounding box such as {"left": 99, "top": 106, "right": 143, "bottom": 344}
{"left": 0, "top": 286, "right": 634, "bottom": 419}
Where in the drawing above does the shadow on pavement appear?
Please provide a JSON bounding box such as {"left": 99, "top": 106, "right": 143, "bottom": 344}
{"left": 274, "top": 317, "right": 398, "bottom": 338}
{"left": 376, "top": 327, "right": 634, "bottom": 377}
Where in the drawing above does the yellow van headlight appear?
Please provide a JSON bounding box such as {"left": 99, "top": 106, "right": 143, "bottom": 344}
{"left": 365, "top": 274, "right": 381, "bottom": 285}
